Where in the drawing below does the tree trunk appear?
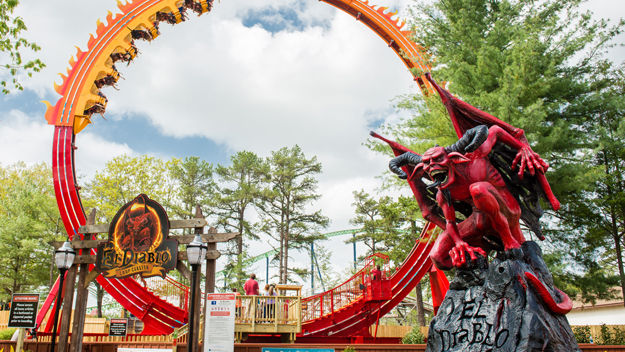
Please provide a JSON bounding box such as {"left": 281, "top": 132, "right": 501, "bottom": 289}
{"left": 49, "top": 255, "right": 55, "bottom": 289}
{"left": 237, "top": 210, "right": 244, "bottom": 288}
{"left": 95, "top": 282, "right": 104, "bottom": 318}
{"left": 415, "top": 282, "right": 426, "bottom": 326}
{"left": 278, "top": 225, "right": 284, "bottom": 284}
{"left": 613, "top": 234, "right": 625, "bottom": 307}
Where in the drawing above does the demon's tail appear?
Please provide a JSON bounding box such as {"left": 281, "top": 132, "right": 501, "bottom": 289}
{"left": 525, "top": 271, "right": 572, "bottom": 315}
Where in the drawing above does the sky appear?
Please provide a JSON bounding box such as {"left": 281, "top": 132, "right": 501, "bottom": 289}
{"left": 1, "top": 0, "right": 624, "bottom": 297}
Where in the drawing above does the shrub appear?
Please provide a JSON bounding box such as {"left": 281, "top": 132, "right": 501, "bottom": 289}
{"left": 598, "top": 324, "right": 625, "bottom": 345}
{"left": 402, "top": 325, "right": 426, "bottom": 344}
{"left": 0, "top": 328, "right": 17, "bottom": 340}
{"left": 343, "top": 346, "right": 355, "bottom": 352}
{"left": 572, "top": 325, "right": 591, "bottom": 344}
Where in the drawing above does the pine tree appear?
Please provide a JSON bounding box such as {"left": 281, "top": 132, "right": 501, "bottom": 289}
{"left": 213, "top": 151, "right": 268, "bottom": 290}
{"left": 258, "top": 146, "right": 330, "bottom": 284}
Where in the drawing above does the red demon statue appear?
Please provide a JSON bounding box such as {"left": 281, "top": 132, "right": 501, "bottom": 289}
{"left": 372, "top": 73, "right": 561, "bottom": 271}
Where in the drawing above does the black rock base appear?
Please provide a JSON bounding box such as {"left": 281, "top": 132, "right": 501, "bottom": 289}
{"left": 426, "top": 241, "right": 580, "bottom": 352}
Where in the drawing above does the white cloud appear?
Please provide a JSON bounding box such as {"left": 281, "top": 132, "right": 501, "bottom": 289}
{"left": 0, "top": 110, "right": 52, "bottom": 166}
{"left": 0, "top": 109, "right": 134, "bottom": 178}
{"left": 74, "top": 132, "right": 135, "bottom": 180}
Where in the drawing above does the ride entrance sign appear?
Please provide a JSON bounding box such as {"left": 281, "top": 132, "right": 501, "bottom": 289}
{"left": 96, "top": 194, "right": 178, "bottom": 279}
{"left": 204, "top": 293, "right": 235, "bottom": 352}
{"left": 8, "top": 293, "right": 39, "bottom": 328}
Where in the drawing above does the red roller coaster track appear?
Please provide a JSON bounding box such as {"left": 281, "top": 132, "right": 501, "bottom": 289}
{"left": 41, "top": 0, "right": 448, "bottom": 338}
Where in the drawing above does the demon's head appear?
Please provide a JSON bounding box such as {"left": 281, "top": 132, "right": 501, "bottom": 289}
{"left": 388, "top": 125, "right": 490, "bottom": 190}
{"left": 417, "top": 147, "right": 469, "bottom": 189}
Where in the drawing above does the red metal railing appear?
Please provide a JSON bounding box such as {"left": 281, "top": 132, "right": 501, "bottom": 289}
{"left": 301, "top": 254, "right": 390, "bottom": 322}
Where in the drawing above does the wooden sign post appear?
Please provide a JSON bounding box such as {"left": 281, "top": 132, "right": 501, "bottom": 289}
{"left": 69, "top": 209, "right": 96, "bottom": 352}
{"left": 48, "top": 204, "right": 237, "bottom": 345}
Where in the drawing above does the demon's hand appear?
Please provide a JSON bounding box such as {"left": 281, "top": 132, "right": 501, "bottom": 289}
{"left": 449, "top": 242, "right": 487, "bottom": 267}
{"left": 512, "top": 146, "right": 549, "bottom": 180}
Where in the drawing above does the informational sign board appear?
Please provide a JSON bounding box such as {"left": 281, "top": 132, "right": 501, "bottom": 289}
{"left": 262, "top": 349, "right": 334, "bottom": 352}
{"left": 8, "top": 293, "right": 39, "bottom": 328}
{"left": 109, "top": 318, "right": 128, "bottom": 337}
{"left": 204, "top": 293, "right": 235, "bottom": 352}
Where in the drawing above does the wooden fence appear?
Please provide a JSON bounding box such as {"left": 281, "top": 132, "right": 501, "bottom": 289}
{"left": 368, "top": 324, "right": 625, "bottom": 340}
{"left": 0, "top": 310, "right": 107, "bottom": 333}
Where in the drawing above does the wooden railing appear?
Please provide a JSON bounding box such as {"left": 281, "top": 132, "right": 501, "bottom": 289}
{"left": 236, "top": 295, "right": 301, "bottom": 329}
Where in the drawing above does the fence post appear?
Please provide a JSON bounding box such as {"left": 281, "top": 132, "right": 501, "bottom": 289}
{"left": 58, "top": 263, "right": 78, "bottom": 352}
{"left": 69, "top": 209, "right": 96, "bottom": 352}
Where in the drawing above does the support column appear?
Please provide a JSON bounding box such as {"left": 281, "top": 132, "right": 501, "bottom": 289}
{"left": 58, "top": 263, "right": 78, "bottom": 352}
{"left": 202, "top": 227, "right": 217, "bottom": 352}
{"left": 193, "top": 205, "right": 204, "bottom": 352}
{"left": 311, "top": 243, "right": 314, "bottom": 294}
{"left": 69, "top": 209, "right": 96, "bottom": 352}
{"left": 353, "top": 234, "right": 357, "bottom": 271}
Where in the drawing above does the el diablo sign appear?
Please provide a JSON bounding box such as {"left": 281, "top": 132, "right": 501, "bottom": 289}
{"left": 96, "top": 194, "right": 178, "bottom": 279}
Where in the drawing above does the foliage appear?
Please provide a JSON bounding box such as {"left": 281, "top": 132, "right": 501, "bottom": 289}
{"left": 168, "top": 156, "right": 216, "bottom": 232}
{"left": 214, "top": 151, "right": 268, "bottom": 290}
{"left": 402, "top": 325, "right": 426, "bottom": 344}
{"left": 0, "top": 0, "right": 45, "bottom": 94}
{"left": 342, "top": 346, "right": 355, "bottom": 352}
{"left": 257, "top": 145, "right": 330, "bottom": 284}
{"left": 346, "top": 190, "right": 392, "bottom": 259}
{"left": 82, "top": 155, "right": 178, "bottom": 225}
{"left": 367, "top": 0, "right": 625, "bottom": 303}
{"left": 0, "top": 162, "right": 62, "bottom": 301}
{"left": 548, "top": 66, "right": 625, "bottom": 305}
{"left": 0, "top": 328, "right": 16, "bottom": 340}
{"left": 572, "top": 325, "right": 591, "bottom": 344}
{"left": 309, "top": 244, "right": 341, "bottom": 292}
{"left": 597, "top": 324, "right": 625, "bottom": 345}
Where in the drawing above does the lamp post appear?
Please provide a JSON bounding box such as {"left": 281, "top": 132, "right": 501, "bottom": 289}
{"left": 51, "top": 240, "right": 75, "bottom": 352}
{"left": 186, "top": 235, "right": 207, "bottom": 352}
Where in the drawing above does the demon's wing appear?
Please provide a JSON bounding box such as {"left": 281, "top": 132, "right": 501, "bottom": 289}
{"left": 425, "top": 73, "right": 559, "bottom": 239}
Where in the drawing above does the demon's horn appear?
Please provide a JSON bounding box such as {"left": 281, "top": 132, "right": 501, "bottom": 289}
{"left": 389, "top": 152, "right": 422, "bottom": 179}
{"left": 524, "top": 271, "right": 573, "bottom": 315}
{"left": 445, "top": 125, "right": 489, "bottom": 154}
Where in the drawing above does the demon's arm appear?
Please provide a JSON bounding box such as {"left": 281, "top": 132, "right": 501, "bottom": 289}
{"left": 436, "top": 189, "right": 486, "bottom": 266}
{"left": 464, "top": 125, "right": 549, "bottom": 180}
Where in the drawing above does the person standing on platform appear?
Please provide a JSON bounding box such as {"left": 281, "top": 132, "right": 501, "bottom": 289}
{"left": 244, "top": 273, "right": 259, "bottom": 295}
{"left": 244, "top": 274, "right": 259, "bottom": 322}
{"left": 232, "top": 288, "right": 242, "bottom": 319}
{"left": 371, "top": 265, "right": 382, "bottom": 280}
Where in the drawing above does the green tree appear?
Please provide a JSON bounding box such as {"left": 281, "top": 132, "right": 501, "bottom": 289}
{"left": 83, "top": 155, "right": 177, "bottom": 224}
{"left": 168, "top": 156, "right": 216, "bottom": 234}
{"left": 550, "top": 66, "right": 625, "bottom": 305}
{"left": 214, "top": 151, "right": 269, "bottom": 290}
{"left": 347, "top": 190, "right": 392, "bottom": 259}
{"left": 1, "top": 0, "right": 45, "bottom": 94}
{"left": 258, "top": 146, "right": 330, "bottom": 284}
{"left": 0, "top": 162, "right": 62, "bottom": 300}
{"left": 368, "top": 0, "right": 625, "bottom": 303}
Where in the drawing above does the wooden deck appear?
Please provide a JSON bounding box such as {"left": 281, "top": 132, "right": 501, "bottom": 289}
{"left": 235, "top": 294, "right": 302, "bottom": 343}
